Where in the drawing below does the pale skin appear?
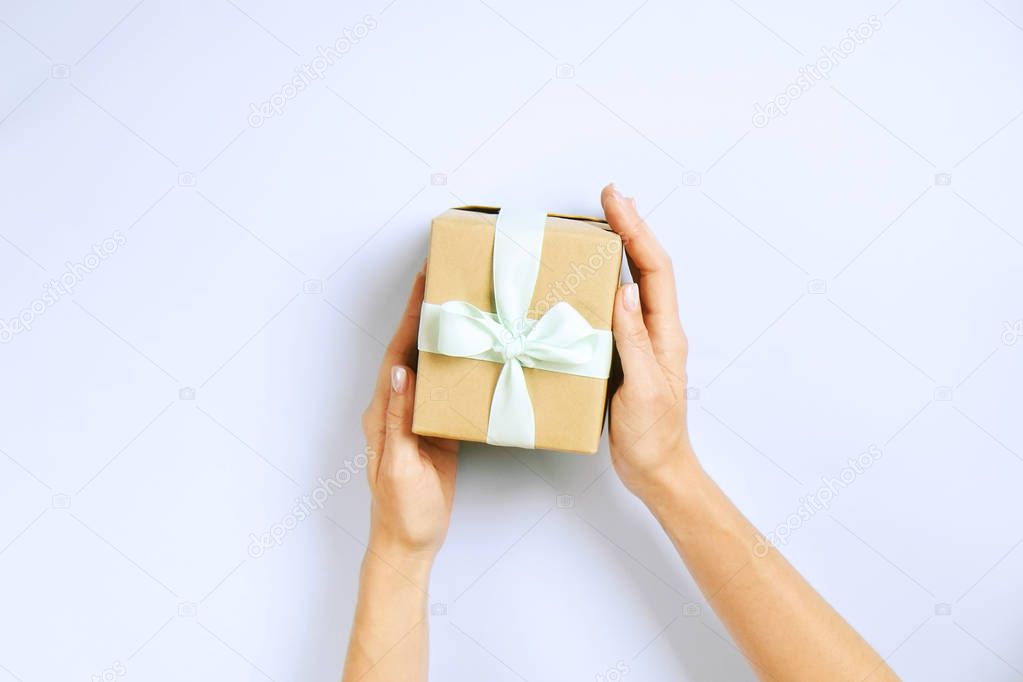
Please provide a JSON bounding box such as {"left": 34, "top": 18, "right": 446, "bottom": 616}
{"left": 343, "top": 185, "right": 899, "bottom": 682}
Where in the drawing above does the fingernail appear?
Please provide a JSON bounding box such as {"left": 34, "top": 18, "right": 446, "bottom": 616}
{"left": 626, "top": 195, "right": 638, "bottom": 212}
{"left": 610, "top": 183, "right": 624, "bottom": 202}
{"left": 391, "top": 366, "right": 407, "bottom": 392}
{"left": 623, "top": 283, "right": 639, "bottom": 312}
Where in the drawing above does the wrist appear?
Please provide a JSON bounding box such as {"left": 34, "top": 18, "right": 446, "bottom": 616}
{"left": 638, "top": 446, "right": 706, "bottom": 519}
{"left": 364, "top": 535, "right": 436, "bottom": 587}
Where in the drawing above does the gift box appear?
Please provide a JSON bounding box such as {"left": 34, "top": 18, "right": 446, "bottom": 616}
{"left": 413, "top": 206, "right": 622, "bottom": 454}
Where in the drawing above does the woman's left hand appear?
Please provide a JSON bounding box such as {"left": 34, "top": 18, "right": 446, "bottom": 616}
{"left": 360, "top": 268, "right": 459, "bottom": 566}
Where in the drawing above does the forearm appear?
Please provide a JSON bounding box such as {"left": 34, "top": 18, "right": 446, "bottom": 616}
{"left": 342, "top": 545, "right": 433, "bottom": 682}
{"left": 646, "top": 455, "right": 897, "bottom": 682}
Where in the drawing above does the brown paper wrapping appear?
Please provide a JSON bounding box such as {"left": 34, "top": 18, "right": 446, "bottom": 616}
{"left": 412, "top": 207, "right": 622, "bottom": 454}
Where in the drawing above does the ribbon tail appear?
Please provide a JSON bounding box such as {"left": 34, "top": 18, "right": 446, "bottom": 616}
{"left": 485, "top": 359, "right": 535, "bottom": 449}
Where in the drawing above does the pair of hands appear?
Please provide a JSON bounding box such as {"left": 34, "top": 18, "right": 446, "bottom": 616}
{"left": 360, "top": 185, "right": 695, "bottom": 564}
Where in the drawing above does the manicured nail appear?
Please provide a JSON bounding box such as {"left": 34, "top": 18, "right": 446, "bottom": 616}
{"left": 391, "top": 366, "right": 407, "bottom": 392}
{"left": 609, "top": 183, "right": 624, "bottom": 202}
{"left": 623, "top": 283, "right": 639, "bottom": 312}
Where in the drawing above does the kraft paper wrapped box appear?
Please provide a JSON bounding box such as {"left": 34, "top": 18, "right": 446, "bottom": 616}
{"left": 412, "top": 206, "right": 622, "bottom": 454}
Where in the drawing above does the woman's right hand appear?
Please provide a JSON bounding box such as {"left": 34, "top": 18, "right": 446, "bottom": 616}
{"left": 599, "top": 186, "right": 897, "bottom": 682}
{"left": 601, "top": 184, "right": 698, "bottom": 505}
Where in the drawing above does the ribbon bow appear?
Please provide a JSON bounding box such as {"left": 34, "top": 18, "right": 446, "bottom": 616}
{"left": 418, "top": 208, "right": 613, "bottom": 448}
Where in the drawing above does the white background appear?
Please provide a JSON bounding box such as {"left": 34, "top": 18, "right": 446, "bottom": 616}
{"left": 1, "top": 0, "right": 1022, "bottom": 680}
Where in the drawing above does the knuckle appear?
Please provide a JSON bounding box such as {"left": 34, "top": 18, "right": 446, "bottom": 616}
{"left": 657, "top": 248, "right": 673, "bottom": 269}
{"left": 625, "top": 325, "right": 650, "bottom": 350}
{"left": 651, "top": 387, "right": 675, "bottom": 410}
{"left": 385, "top": 404, "right": 403, "bottom": 427}
{"left": 642, "top": 244, "right": 671, "bottom": 272}
{"left": 627, "top": 381, "right": 666, "bottom": 406}
{"left": 385, "top": 422, "right": 402, "bottom": 439}
{"left": 623, "top": 215, "right": 644, "bottom": 236}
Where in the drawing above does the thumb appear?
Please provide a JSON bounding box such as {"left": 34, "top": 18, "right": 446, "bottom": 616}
{"left": 384, "top": 365, "right": 419, "bottom": 461}
{"left": 613, "top": 283, "right": 664, "bottom": 392}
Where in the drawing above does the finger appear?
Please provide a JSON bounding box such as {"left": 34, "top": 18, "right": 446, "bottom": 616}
{"left": 365, "top": 268, "right": 426, "bottom": 452}
{"left": 377, "top": 266, "right": 426, "bottom": 389}
{"left": 601, "top": 184, "right": 681, "bottom": 331}
{"left": 602, "top": 185, "right": 688, "bottom": 386}
{"left": 383, "top": 365, "right": 420, "bottom": 466}
{"left": 612, "top": 283, "right": 667, "bottom": 394}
